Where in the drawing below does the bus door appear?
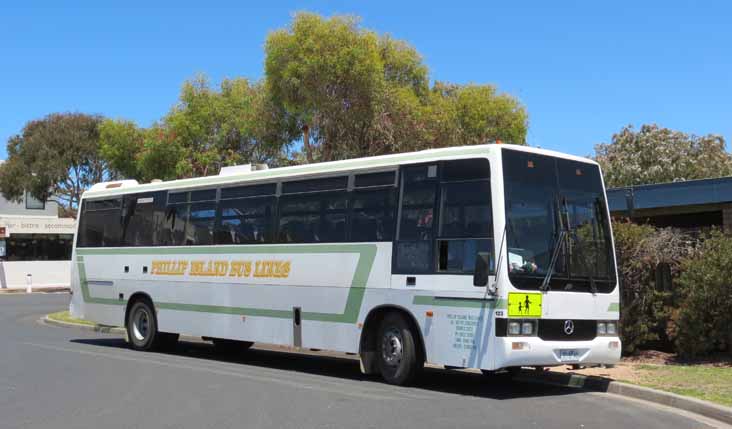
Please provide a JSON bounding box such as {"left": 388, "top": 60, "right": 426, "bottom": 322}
{"left": 393, "top": 159, "right": 496, "bottom": 368}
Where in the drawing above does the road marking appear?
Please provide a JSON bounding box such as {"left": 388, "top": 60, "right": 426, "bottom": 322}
{"left": 23, "top": 342, "right": 404, "bottom": 402}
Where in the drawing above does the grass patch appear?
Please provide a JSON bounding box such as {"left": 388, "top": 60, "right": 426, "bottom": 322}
{"left": 632, "top": 364, "right": 732, "bottom": 407}
{"left": 47, "top": 310, "right": 96, "bottom": 327}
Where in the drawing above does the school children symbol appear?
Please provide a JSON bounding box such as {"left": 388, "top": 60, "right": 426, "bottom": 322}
{"left": 507, "top": 292, "right": 543, "bottom": 318}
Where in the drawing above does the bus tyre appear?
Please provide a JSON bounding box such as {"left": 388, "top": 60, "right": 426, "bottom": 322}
{"left": 212, "top": 338, "right": 254, "bottom": 354}
{"left": 377, "top": 313, "right": 422, "bottom": 385}
{"left": 127, "top": 300, "right": 161, "bottom": 351}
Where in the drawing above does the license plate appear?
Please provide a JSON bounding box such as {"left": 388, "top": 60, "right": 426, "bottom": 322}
{"left": 559, "top": 349, "right": 580, "bottom": 362}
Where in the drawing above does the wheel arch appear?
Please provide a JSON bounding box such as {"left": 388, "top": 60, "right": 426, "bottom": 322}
{"left": 124, "top": 292, "right": 155, "bottom": 327}
{"left": 359, "top": 304, "right": 427, "bottom": 373}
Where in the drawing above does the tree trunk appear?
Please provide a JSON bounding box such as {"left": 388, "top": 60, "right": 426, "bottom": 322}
{"left": 302, "top": 124, "right": 314, "bottom": 164}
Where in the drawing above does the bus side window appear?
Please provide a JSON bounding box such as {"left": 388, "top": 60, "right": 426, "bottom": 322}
{"left": 121, "top": 193, "right": 162, "bottom": 247}
{"left": 215, "top": 196, "right": 275, "bottom": 244}
{"left": 350, "top": 188, "right": 396, "bottom": 242}
{"left": 436, "top": 159, "right": 493, "bottom": 274}
{"left": 78, "top": 198, "right": 122, "bottom": 247}
{"left": 162, "top": 190, "right": 217, "bottom": 246}
{"left": 278, "top": 192, "right": 348, "bottom": 243}
{"left": 394, "top": 164, "right": 438, "bottom": 273}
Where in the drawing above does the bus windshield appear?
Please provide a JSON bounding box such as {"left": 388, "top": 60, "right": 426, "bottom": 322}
{"left": 502, "top": 149, "right": 616, "bottom": 293}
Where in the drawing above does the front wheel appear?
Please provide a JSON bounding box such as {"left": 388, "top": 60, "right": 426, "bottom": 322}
{"left": 377, "top": 313, "right": 422, "bottom": 385}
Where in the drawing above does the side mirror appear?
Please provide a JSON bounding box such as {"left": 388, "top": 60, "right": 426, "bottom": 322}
{"left": 473, "top": 252, "right": 492, "bottom": 287}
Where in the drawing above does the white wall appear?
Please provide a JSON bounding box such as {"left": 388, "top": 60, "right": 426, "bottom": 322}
{"left": 0, "top": 261, "right": 70, "bottom": 289}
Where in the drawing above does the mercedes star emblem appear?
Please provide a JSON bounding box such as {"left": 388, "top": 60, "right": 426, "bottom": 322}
{"left": 563, "top": 320, "right": 575, "bottom": 335}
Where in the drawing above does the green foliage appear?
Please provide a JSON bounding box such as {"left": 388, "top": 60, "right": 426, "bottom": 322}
{"left": 265, "top": 12, "right": 527, "bottom": 163}
{"left": 425, "top": 82, "right": 528, "bottom": 148}
{"left": 673, "top": 230, "right": 732, "bottom": 358}
{"left": 101, "top": 76, "right": 298, "bottom": 181}
{"left": 595, "top": 124, "right": 732, "bottom": 188}
{"left": 99, "top": 119, "right": 146, "bottom": 179}
{"left": 612, "top": 221, "right": 691, "bottom": 354}
{"left": 0, "top": 113, "right": 111, "bottom": 212}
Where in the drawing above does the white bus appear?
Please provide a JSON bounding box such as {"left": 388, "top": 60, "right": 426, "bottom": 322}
{"left": 70, "top": 144, "right": 621, "bottom": 385}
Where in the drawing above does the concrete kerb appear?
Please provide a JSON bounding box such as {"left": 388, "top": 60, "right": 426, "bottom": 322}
{"left": 42, "top": 315, "right": 125, "bottom": 335}
{"left": 42, "top": 314, "right": 732, "bottom": 425}
{"left": 515, "top": 370, "right": 732, "bottom": 426}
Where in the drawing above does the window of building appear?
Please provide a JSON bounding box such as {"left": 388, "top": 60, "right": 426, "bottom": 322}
{"left": 3, "top": 233, "right": 73, "bottom": 261}
{"left": 24, "top": 191, "right": 45, "bottom": 210}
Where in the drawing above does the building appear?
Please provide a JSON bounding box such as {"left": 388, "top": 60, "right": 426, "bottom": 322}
{"left": 606, "top": 176, "right": 732, "bottom": 233}
{"left": 0, "top": 190, "right": 75, "bottom": 289}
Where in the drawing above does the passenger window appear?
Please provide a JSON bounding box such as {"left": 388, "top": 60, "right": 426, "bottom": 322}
{"left": 436, "top": 158, "right": 494, "bottom": 274}
{"left": 187, "top": 203, "right": 216, "bottom": 245}
{"left": 164, "top": 201, "right": 216, "bottom": 246}
{"left": 278, "top": 193, "right": 348, "bottom": 243}
{"left": 121, "top": 193, "right": 163, "bottom": 247}
{"left": 439, "top": 181, "right": 492, "bottom": 238}
{"left": 215, "top": 197, "right": 275, "bottom": 244}
{"left": 350, "top": 188, "right": 396, "bottom": 242}
{"left": 78, "top": 198, "right": 122, "bottom": 247}
{"left": 165, "top": 204, "right": 188, "bottom": 246}
{"left": 395, "top": 164, "right": 438, "bottom": 273}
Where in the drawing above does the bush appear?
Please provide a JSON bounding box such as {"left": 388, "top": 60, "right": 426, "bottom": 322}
{"left": 673, "top": 230, "right": 732, "bottom": 358}
{"left": 612, "top": 221, "right": 692, "bottom": 354}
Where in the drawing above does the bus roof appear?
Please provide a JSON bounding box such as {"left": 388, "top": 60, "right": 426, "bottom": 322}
{"left": 83, "top": 144, "right": 598, "bottom": 200}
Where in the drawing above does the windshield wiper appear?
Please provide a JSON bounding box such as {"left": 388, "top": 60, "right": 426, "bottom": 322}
{"left": 541, "top": 196, "right": 571, "bottom": 292}
{"left": 540, "top": 229, "right": 567, "bottom": 292}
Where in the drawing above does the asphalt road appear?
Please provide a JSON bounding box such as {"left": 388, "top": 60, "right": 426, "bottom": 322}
{"left": 0, "top": 294, "right": 726, "bottom": 429}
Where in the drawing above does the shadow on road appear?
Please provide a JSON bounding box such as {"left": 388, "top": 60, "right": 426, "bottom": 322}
{"left": 71, "top": 337, "right": 580, "bottom": 401}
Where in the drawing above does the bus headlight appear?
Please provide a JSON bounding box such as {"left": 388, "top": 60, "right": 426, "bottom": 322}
{"left": 597, "top": 322, "right": 607, "bottom": 335}
{"left": 508, "top": 321, "right": 521, "bottom": 335}
{"left": 521, "top": 321, "right": 535, "bottom": 335}
{"left": 597, "top": 321, "right": 618, "bottom": 336}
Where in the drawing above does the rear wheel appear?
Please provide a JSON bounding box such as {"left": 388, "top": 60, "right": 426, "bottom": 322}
{"left": 127, "top": 300, "right": 161, "bottom": 351}
{"left": 211, "top": 338, "right": 253, "bottom": 354}
{"left": 377, "top": 312, "right": 422, "bottom": 385}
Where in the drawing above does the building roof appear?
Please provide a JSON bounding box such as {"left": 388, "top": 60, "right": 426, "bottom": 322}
{"left": 607, "top": 176, "right": 732, "bottom": 213}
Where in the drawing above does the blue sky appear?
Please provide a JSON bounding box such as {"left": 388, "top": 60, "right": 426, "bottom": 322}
{"left": 1, "top": 1, "right": 730, "bottom": 159}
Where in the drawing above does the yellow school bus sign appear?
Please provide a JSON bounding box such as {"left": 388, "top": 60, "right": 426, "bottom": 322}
{"left": 508, "top": 292, "right": 543, "bottom": 318}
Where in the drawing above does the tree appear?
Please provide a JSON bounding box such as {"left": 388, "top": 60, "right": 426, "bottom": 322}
{"left": 100, "top": 76, "right": 298, "bottom": 181}
{"left": 265, "top": 12, "right": 527, "bottom": 163}
{"left": 99, "top": 119, "right": 183, "bottom": 182}
{"left": 612, "top": 221, "right": 692, "bottom": 354}
{"left": 0, "top": 113, "right": 112, "bottom": 214}
{"left": 594, "top": 124, "right": 732, "bottom": 188}
{"left": 424, "top": 82, "right": 528, "bottom": 148}
{"left": 673, "top": 229, "right": 732, "bottom": 358}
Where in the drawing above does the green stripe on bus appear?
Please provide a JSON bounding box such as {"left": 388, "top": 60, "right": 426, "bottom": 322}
{"left": 607, "top": 302, "right": 620, "bottom": 312}
{"left": 412, "top": 295, "right": 507, "bottom": 309}
{"left": 76, "top": 244, "right": 377, "bottom": 323}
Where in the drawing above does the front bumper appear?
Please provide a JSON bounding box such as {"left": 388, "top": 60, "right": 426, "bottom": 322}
{"left": 492, "top": 336, "right": 621, "bottom": 369}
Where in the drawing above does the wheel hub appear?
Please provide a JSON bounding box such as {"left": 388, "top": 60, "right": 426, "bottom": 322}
{"left": 132, "top": 308, "right": 150, "bottom": 341}
{"left": 381, "top": 328, "right": 403, "bottom": 367}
